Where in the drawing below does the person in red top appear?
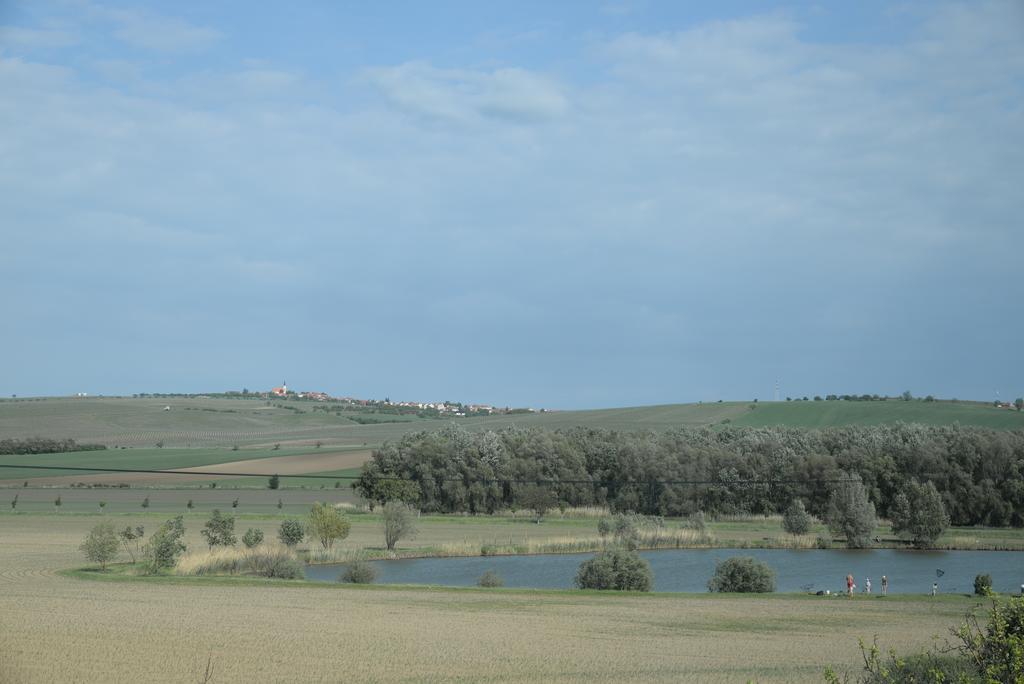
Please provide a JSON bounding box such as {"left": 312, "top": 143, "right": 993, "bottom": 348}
{"left": 847, "top": 574, "right": 854, "bottom": 597}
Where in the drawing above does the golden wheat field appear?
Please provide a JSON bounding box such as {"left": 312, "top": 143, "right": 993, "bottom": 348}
{"left": 0, "top": 513, "right": 978, "bottom": 683}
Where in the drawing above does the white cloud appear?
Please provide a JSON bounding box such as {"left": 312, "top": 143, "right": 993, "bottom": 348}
{"left": 104, "top": 7, "right": 220, "bottom": 52}
{"left": 0, "top": 25, "right": 78, "bottom": 49}
{"left": 362, "top": 61, "right": 569, "bottom": 124}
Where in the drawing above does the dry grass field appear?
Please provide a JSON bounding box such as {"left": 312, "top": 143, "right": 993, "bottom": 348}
{"left": 0, "top": 513, "right": 980, "bottom": 683}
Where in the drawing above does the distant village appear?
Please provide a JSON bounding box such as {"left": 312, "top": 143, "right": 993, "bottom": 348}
{"left": 129, "top": 382, "right": 544, "bottom": 418}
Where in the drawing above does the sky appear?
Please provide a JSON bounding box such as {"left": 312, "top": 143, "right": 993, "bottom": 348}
{"left": 1, "top": 1, "right": 1022, "bottom": 409}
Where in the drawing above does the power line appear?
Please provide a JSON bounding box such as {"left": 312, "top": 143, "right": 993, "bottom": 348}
{"left": 0, "top": 463, "right": 859, "bottom": 487}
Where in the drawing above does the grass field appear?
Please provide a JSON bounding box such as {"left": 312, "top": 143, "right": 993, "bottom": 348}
{"left": 0, "top": 511, "right": 995, "bottom": 682}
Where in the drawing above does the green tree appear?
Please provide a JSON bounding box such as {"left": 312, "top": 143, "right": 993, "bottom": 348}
{"left": 574, "top": 548, "right": 652, "bottom": 591}
{"left": 80, "top": 522, "right": 120, "bottom": 570}
{"left": 186, "top": 499, "right": 194, "bottom": 512}
{"left": 782, "top": 499, "right": 812, "bottom": 536}
{"left": 889, "top": 481, "right": 949, "bottom": 548}
{"left": 10, "top": 494, "right": 17, "bottom": 511}
{"left": 141, "top": 496, "right": 150, "bottom": 509}
{"left": 382, "top": 502, "right": 418, "bottom": 551}
{"left": 825, "top": 472, "right": 876, "bottom": 549}
{"left": 142, "top": 516, "right": 186, "bottom": 574}
{"left": 200, "top": 509, "right": 237, "bottom": 549}
{"left": 118, "top": 525, "right": 144, "bottom": 563}
{"left": 242, "top": 528, "right": 264, "bottom": 549}
{"left": 268, "top": 474, "right": 280, "bottom": 490}
{"left": 278, "top": 519, "right": 304, "bottom": 547}
{"left": 1015, "top": 398, "right": 1023, "bottom": 412}
{"left": 352, "top": 475, "right": 419, "bottom": 511}
{"left": 707, "top": 556, "right": 775, "bottom": 592}
{"left": 54, "top": 495, "right": 62, "bottom": 512}
{"left": 953, "top": 596, "right": 1024, "bottom": 682}
{"left": 306, "top": 502, "right": 351, "bottom": 550}
{"left": 519, "top": 484, "right": 557, "bottom": 523}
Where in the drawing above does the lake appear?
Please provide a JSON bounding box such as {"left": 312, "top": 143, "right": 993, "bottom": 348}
{"left": 305, "top": 548, "right": 1024, "bottom": 594}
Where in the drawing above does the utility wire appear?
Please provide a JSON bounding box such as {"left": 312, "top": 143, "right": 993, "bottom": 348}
{"left": 0, "top": 463, "right": 858, "bottom": 486}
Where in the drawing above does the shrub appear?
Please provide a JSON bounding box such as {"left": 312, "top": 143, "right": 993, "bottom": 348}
{"left": 478, "top": 570, "right": 504, "bottom": 588}
{"left": 80, "top": 522, "right": 120, "bottom": 570}
{"left": 242, "top": 528, "right": 264, "bottom": 549}
{"left": 575, "top": 548, "right": 653, "bottom": 591}
{"left": 268, "top": 474, "right": 280, "bottom": 489}
{"left": 782, "top": 499, "right": 812, "bottom": 536}
{"left": 382, "top": 501, "right": 418, "bottom": 550}
{"left": 177, "top": 544, "right": 303, "bottom": 579}
{"left": 278, "top": 519, "right": 304, "bottom": 547}
{"left": 480, "top": 543, "right": 499, "bottom": 556}
{"left": 340, "top": 558, "right": 376, "bottom": 584}
{"left": 707, "top": 556, "right": 775, "bottom": 593}
{"left": 974, "top": 573, "right": 993, "bottom": 596}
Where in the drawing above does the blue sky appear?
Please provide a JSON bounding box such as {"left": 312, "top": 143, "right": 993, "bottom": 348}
{"left": 1, "top": 1, "right": 1021, "bottom": 408}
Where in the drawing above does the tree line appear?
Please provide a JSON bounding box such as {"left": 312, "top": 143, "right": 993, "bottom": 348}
{"left": 353, "top": 422, "right": 1024, "bottom": 526}
{"left": 0, "top": 437, "right": 107, "bottom": 455}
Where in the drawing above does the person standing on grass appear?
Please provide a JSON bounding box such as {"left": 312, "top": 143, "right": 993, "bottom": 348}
{"left": 932, "top": 582, "right": 938, "bottom": 596}
{"left": 847, "top": 574, "right": 854, "bottom": 597}
{"left": 881, "top": 575, "right": 888, "bottom": 596}
{"left": 865, "top": 577, "right": 871, "bottom": 594}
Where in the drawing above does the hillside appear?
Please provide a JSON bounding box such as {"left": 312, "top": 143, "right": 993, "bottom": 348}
{"left": 1, "top": 396, "right": 1021, "bottom": 449}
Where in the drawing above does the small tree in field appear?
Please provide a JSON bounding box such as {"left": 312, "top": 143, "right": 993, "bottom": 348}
{"left": 118, "top": 525, "right": 144, "bottom": 563}
{"left": 889, "top": 481, "right": 949, "bottom": 548}
{"left": 782, "top": 499, "right": 812, "bottom": 536}
{"left": 518, "top": 484, "right": 556, "bottom": 523}
{"left": 10, "top": 494, "right": 17, "bottom": 511}
{"left": 242, "top": 528, "right": 264, "bottom": 549}
{"left": 824, "top": 472, "right": 876, "bottom": 549}
{"left": 306, "top": 502, "right": 350, "bottom": 550}
{"left": 278, "top": 519, "right": 304, "bottom": 547}
{"left": 142, "top": 516, "right": 186, "bottom": 574}
{"left": 268, "top": 474, "right": 280, "bottom": 490}
{"left": 707, "top": 556, "right": 775, "bottom": 593}
{"left": 141, "top": 496, "right": 150, "bottom": 509}
{"left": 200, "top": 509, "right": 237, "bottom": 549}
{"left": 382, "top": 502, "right": 418, "bottom": 550}
{"left": 186, "top": 499, "right": 194, "bottom": 512}
{"left": 54, "top": 495, "right": 62, "bottom": 512}
{"left": 80, "top": 522, "right": 120, "bottom": 570}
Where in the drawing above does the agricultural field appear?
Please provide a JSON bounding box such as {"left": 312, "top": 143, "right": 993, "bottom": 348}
{"left": 0, "top": 511, "right": 991, "bottom": 682}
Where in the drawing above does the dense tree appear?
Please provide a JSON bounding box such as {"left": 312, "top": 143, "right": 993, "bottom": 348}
{"left": 306, "top": 502, "right": 350, "bottom": 550}
{"left": 889, "top": 481, "right": 949, "bottom": 548}
{"left": 80, "top": 522, "right": 120, "bottom": 570}
{"left": 825, "top": 473, "right": 877, "bottom": 548}
{"left": 268, "top": 474, "right": 280, "bottom": 490}
{"left": 382, "top": 502, "right": 418, "bottom": 550}
{"left": 782, "top": 499, "right": 812, "bottom": 536}
{"left": 351, "top": 423, "right": 1024, "bottom": 527}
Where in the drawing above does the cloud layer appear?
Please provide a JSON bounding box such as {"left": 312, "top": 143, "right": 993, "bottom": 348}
{"left": 0, "top": 1, "right": 1021, "bottom": 406}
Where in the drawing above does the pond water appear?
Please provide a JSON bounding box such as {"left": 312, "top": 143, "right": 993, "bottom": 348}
{"left": 305, "top": 548, "right": 1024, "bottom": 594}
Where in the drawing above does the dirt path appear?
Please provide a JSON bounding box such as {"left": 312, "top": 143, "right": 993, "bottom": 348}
{"left": 0, "top": 450, "right": 372, "bottom": 486}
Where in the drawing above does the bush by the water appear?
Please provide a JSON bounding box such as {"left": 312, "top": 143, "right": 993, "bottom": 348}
{"left": 176, "top": 544, "right": 303, "bottom": 579}
{"left": 339, "top": 558, "right": 376, "bottom": 584}
{"left": 974, "top": 573, "right": 993, "bottom": 596}
{"left": 278, "top": 519, "right": 304, "bottom": 547}
{"left": 477, "top": 570, "right": 504, "bottom": 588}
{"left": 707, "top": 556, "right": 775, "bottom": 593}
{"left": 575, "top": 548, "right": 652, "bottom": 591}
